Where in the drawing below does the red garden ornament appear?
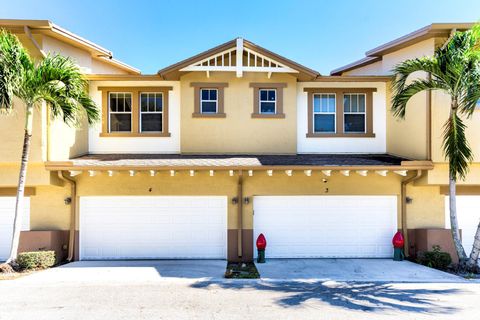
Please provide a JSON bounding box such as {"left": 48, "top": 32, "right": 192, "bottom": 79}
{"left": 392, "top": 231, "right": 404, "bottom": 249}
{"left": 256, "top": 233, "right": 267, "bottom": 250}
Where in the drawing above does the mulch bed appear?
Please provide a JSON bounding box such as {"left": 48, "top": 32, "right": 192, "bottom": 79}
{"left": 225, "top": 262, "right": 260, "bottom": 279}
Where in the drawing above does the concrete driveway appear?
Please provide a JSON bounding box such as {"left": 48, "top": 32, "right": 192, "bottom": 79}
{"left": 256, "top": 259, "right": 465, "bottom": 282}
{"left": 1, "top": 259, "right": 479, "bottom": 320}
{"left": 13, "top": 260, "right": 227, "bottom": 284}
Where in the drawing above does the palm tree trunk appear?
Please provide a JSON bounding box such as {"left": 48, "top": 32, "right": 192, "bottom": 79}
{"left": 6, "top": 103, "right": 33, "bottom": 263}
{"left": 449, "top": 172, "right": 467, "bottom": 266}
{"left": 466, "top": 221, "right": 480, "bottom": 271}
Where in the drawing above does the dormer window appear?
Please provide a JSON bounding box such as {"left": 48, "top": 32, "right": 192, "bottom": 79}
{"left": 259, "top": 89, "right": 276, "bottom": 114}
{"left": 200, "top": 89, "right": 218, "bottom": 114}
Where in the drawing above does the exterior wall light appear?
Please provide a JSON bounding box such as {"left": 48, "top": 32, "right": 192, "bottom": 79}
{"left": 243, "top": 197, "right": 250, "bottom": 205}
{"left": 64, "top": 197, "right": 72, "bottom": 205}
{"left": 232, "top": 197, "right": 238, "bottom": 205}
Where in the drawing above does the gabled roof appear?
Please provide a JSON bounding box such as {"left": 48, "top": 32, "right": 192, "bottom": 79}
{"left": 331, "top": 23, "right": 474, "bottom": 75}
{"left": 158, "top": 37, "right": 320, "bottom": 81}
{"left": 0, "top": 19, "right": 140, "bottom": 74}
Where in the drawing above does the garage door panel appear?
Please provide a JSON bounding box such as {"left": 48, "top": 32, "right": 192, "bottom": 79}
{"left": 254, "top": 196, "right": 397, "bottom": 258}
{"left": 0, "top": 198, "right": 30, "bottom": 261}
{"left": 445, "top": 196, "right": 480, "bottom": 257}
{"left": 80, "top": 196, "right": 227, "bottom": 260}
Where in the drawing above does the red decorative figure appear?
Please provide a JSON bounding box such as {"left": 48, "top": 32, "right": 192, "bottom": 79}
{"left": 392, "top": 231, "right": 405, "bottom": 261}
{"left": 256, "top": 233, "right": 267, "bottom": 250}
{"left": 256, "top": 233, "right": 267, "bottom": 263}
{"left": 392, "top": 231, "right": 405, "bottom": 248}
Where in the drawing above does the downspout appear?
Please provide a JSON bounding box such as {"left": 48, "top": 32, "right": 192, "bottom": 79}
{"left": 57, "top": 171, "right": 76, "bottom": 262}
{"left": 401, "top": 170, "right": 423, "bottom": 257}
{"left": 237, "top": 171, "right": 243, "bottom": 258}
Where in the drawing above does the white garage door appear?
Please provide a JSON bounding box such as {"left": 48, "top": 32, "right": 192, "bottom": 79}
{"left": 445, "top": 196, "right": 480, "bottom": 256}
{"left": 80, "top": 196, "right": 227, "bottom": 260}
{"left": 254, "top": 196, "right": 397, "bottom": 258}
{"left": 0, "top": 197, "right": 30, "bottom": 261}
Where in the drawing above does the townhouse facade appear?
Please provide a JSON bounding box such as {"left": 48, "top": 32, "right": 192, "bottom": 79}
{"left": 0, "top": 20, "right": 478, "bottom": 262}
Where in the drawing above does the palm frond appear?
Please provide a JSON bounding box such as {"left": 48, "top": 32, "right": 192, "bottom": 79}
{"left": 442, "top": 111, "right": 473, "bottom": 180}
{"left": 391, "top": 57, "right": 447, "bottom": 93}
{"left": 33, "top": 54, "right": 99, "bottom": 126}
{"left": 0, "top": 29, "right": 32, "bottom": 112}
{"left": 391, "top": 78, "right": 447, "bottom": 118}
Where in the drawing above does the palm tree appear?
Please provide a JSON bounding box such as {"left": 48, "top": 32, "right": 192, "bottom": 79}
{"left": 0, "top": 29, "right": 99, "bottom": 264}
{"left": 391, "top": 25, "right": 480, "bottom": 270}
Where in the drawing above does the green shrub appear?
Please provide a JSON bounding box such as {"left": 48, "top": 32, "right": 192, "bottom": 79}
{"left": 417, "top": 245, "right": 452, "bottom": 271}
{"left": 17, "top": 251, "right": 56, "bottom": 270}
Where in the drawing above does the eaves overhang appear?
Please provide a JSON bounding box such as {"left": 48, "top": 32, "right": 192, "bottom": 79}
{"left": 0, "top": 19, "right": 140, "bottom": 75}
{"left": 330, "top": 23, "right": 475, "bottom": 76}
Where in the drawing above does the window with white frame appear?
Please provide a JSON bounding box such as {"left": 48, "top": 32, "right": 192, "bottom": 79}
{"left": 140, "top": 92, "right": 163, "bottom": 132}
{"left": 259, "top": 89, "right": 276, "bottom": 114}
{"left": 313, "top": 93, "right": 336, "bottom": 133}
{"left": 200, "top": 89, "right": 218, "bottom": 113}
{"left": 343, "top": 94, "right": 366, "bottom": 133}
{"left": 109, "top": 92, "right": 132, "bottom": 132}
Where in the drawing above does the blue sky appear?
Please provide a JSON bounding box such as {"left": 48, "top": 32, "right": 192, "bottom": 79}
{"left": 3, "top": 0, "right": 479, "bottom": 75}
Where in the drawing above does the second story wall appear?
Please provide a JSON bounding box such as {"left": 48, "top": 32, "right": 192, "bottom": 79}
{"left": 0, "top": 98, "right": 45, "bottom": 163}
{"left": 180, "top": 72, "right": 298, "bottom": 154}
{"left": 343, "top": 39, "right": 436, "bottom": 160}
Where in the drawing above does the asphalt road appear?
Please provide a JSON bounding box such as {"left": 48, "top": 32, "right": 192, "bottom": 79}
{"left": 1, "top": 277, "right": 480, "bottom": 320}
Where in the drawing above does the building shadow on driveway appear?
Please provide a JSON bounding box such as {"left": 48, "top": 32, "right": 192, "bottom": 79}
{"left": 191, "top": 280, "right": 461, "bottom": 314}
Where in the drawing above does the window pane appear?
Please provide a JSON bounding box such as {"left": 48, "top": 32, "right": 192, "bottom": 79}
{"left": 141, "top": 114, "right": 162, "bottom": 132}
{"left": 124, "top": 94, "right": 132, "bottom": 112}
{"left": 117, "top": 93, "right": 125, "bottom": 112}
{"left": 344, "top": 95, "right": 350, "bottom": 112}
{"left": 314, "top": 114, "right": 335, "bottom": 133}
{"left": 140, "top": 94, "right": 148, "bottom": 112}
{"left": 328, "top": 94, "right": 335, "bottom": 112}
{"left": 321, "top": 96, "right": 328, "bottom": 112}
{"left": 110, "top": 113, "right": 131, "bottom": 132}
{"left": 345, "top": 114, "right": 365, "bottom": 132}
{"left": 313, "top": 95, "right": 321, "bottom": 112}
{"left": 201, "top": 89, "right": 209, "bottom": 100}
{"left": 260, "top": 102, "right": 275, "bottom": 113}
{"left": 147, "top": 93, "right": 155, "bottom": 112}
{"left": 260, "top": 90, "right": 268, "bottom": 101}
{"left": 209, "top": 89, "right": 217, "bottom": 101}
{"left": 351, "top": 94, "right": 358, "bottom": 112}
{"left": 155, "top": 94, "right": 163, "bottom": 112}
{"left": 358, "top": 94, "right": 365, "bottom": 112}
{"left": 109, "top": 93, "right": 117, "bottom": 112}
{"left": 268, "top": 90, "right": 276, "bottom": 101}
{"left": 201, "top": 101, "right": 217, "bottom": 113}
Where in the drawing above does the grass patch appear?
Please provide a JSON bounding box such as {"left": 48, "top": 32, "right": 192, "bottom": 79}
{"left": 225, "top": 262, "right": 260, "bottom": 279}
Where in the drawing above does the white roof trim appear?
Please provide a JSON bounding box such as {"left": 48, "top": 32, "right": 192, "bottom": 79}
{"left": 179, "top": 37, "right": 299, "bottom": 77}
